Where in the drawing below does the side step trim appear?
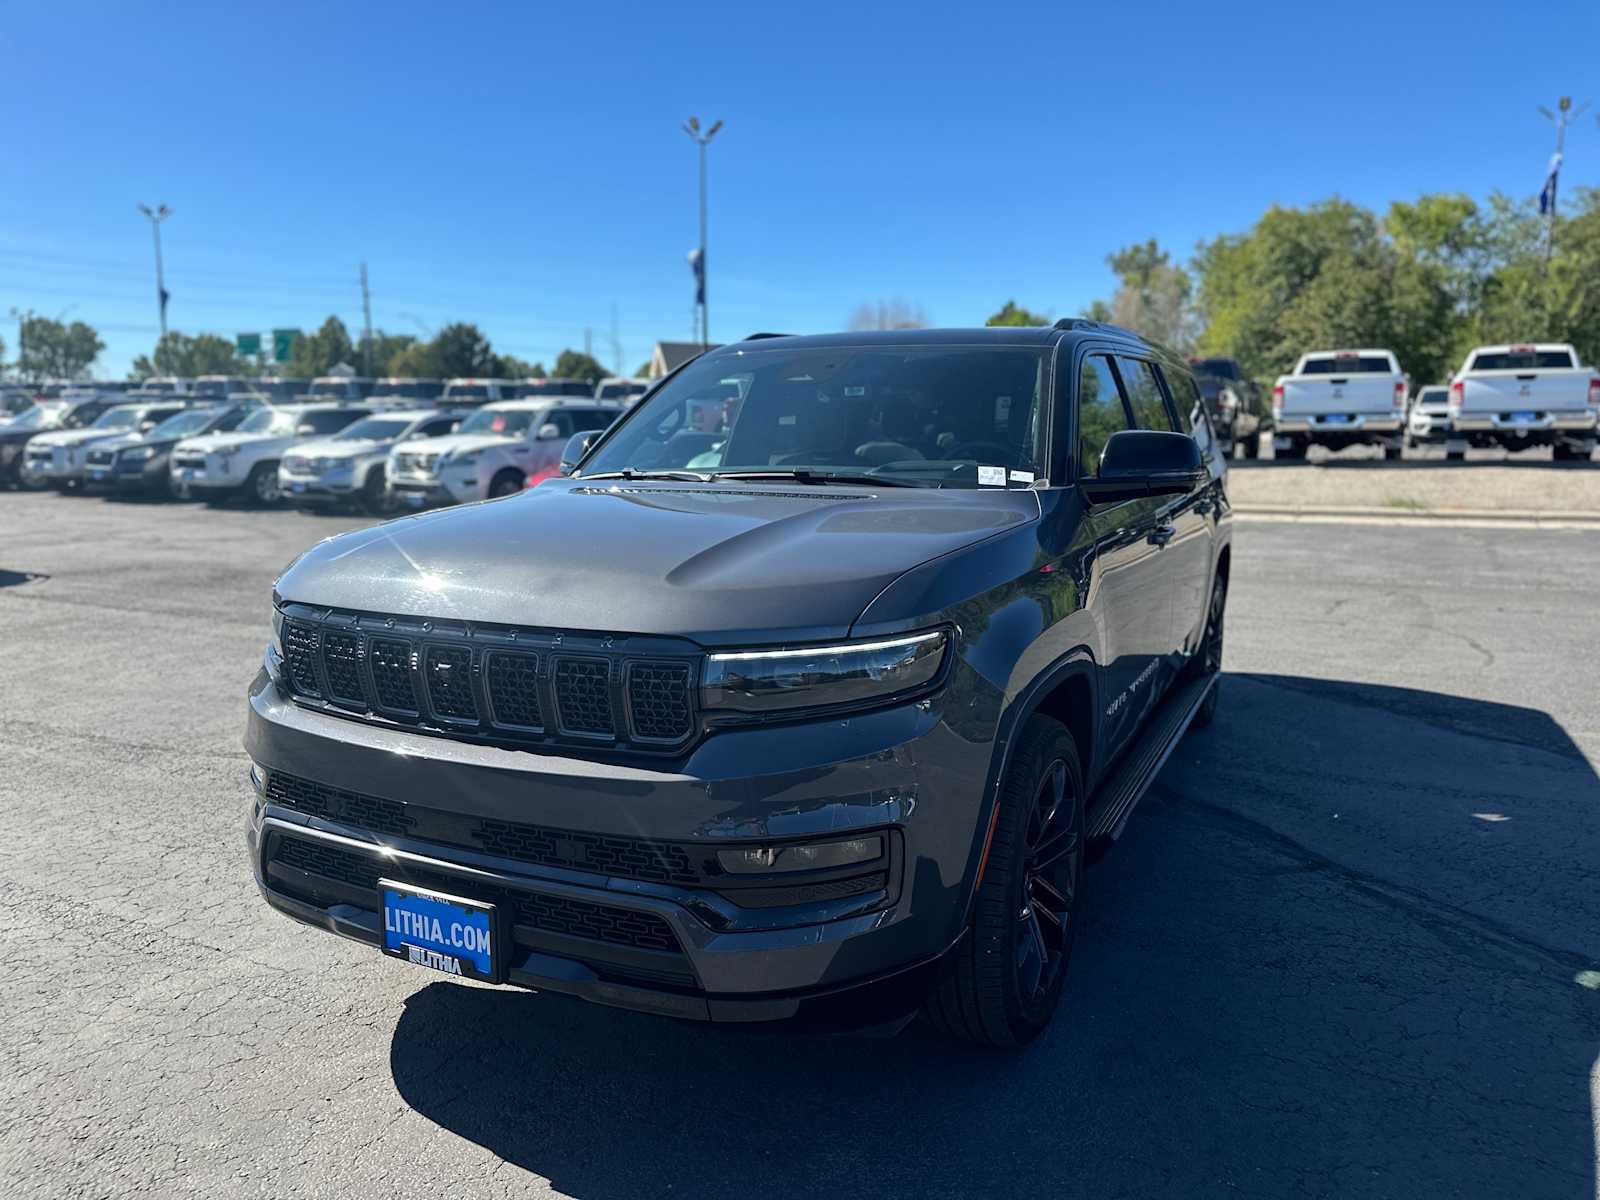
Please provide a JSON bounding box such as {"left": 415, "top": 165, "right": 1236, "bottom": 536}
{"left": 1086, "top": 672, "right": 1216, "bottom": 843}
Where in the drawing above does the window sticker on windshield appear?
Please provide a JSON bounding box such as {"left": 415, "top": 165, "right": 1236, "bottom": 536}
{"left": 844, "top": 386, "right": 866, "bottom": 397}
{"left": 995, "top": 395, "right": 1012, "bottom": 425}
{"left": 978, "top": 465, "right": 1006, "bottom": 487}
{"left": 1009, "top": 469, "right": 1034, "bottom": 484}
{"left": 491, "top": 416, "right": 506, "bottom": 432}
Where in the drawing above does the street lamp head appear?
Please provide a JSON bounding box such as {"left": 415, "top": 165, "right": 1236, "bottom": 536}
{"left": 686, "top": 115, "right": 700, "bottom": 133}
{"left": 706, "top": 119, "right": 723, "bottom": 140}
{"left": 138, "top": 202, "right": 153, "bottom": 218}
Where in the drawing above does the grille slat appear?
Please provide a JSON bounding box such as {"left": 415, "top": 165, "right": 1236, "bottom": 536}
{"left": 486, "top": 652, "right": 542, "bottom": 730}
{"left": 628, "top": 663, "right": 693, "bottom": 741}
{"left": 554, "top": 657, "right": 614, "bottom": 737}
{"left": 321, "top": 632, "right": 366, "bottom": 706}
{"left": 424, "top": 646, "right": 478, "bottom": 721}
{"left": 368, "top": 638, "right": 419, "bottom": 713}
{"left": 282, "top": 623, "right": 323, "bottom": 697}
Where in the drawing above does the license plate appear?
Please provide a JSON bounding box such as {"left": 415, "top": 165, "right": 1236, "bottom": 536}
{"left": 289, "top": 481, "right": 306, "bottom": 493}
{"left": 175, "top": 468, "right": 194, "bottom": 481}
{"left": 404, "top": 493, "right": 424, "bottom": 507}
{"left": 1510, "top": 411, "right": 1537, "bottom": 423}
{"left": 381, "top": 880, "right": 498, "bottom": 982}
{"left": 89, "top": 469, "right": 108, "bottom": 480}
{"left": 1320, "top": 414, "right": 1350, "bottom": 424}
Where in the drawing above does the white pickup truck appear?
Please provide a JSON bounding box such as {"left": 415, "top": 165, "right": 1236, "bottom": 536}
{"left": 1272, "top": 349, "right": 1408, "bottom": 460}
{"left": 1446, "top": 343, "right": 1599, "bottom": 462}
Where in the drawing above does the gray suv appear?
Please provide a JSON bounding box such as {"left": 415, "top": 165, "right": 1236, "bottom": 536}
{"left": 247, "top": 323, "right": 1232, "bottom": 1047}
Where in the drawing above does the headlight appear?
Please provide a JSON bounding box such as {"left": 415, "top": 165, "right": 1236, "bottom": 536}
{"left": 701, "top": 630, "right": 948, "bottom": 716}
{"left": 450, "top": 450, "right": 481, "bottom": 467}
{"left": 212, "top": 443, "right": 240, "bottom": 457}
{"left": 122, "top": 445, "right": 157, "bottom": 462}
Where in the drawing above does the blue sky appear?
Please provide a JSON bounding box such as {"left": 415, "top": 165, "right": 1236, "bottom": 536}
{"left": 6, "top": 0, "right": 1599, "bottom": 378}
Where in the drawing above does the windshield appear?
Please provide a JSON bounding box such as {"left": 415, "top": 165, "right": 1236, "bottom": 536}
{"left": 598, "top": 382, "right": 645, "bottom": 400}
{"left": 581, "top": 346, "right": 1048, "bottom": 487}
{"left": 149, "top": 409, "right": 219, "bottom": 438}
{"left": 520, "top": 380, "right": 590, "bottom": 397}
{"left": 237, "top": 409, "right": 296, "bottom": 435}
{"left": 6, "top": 404, "right": 54, "bottom": 429}
{"left": 444, "top": 385, "right": 491, "bottom": 400}
{"left": 457, "top": 408, "right": 537, "bottom": 436}
{"left": 377, "top": 382, "right": 439, "bottom": 399}
{"left": 92, "top": 407, "right": 142, "bottom": 431}
{"left": 334, "top": 417, "right": 411, "bottom": 441}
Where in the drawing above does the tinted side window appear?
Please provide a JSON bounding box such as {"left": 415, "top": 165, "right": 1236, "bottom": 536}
{"left": 420, "top": 418, "right": 458, "bottom": 437}
{"left": 570, "top": 409, "right": 616, "bottom": 433}
{"left": 1162, "top": 366, "right": 1215, "bottom": 456}
{"left": 303, "top": 410, "right": 364, "bottom": 435}
{"left": 214, "top": 409, "right": 247, "bottom": 432}
{"left": 1076, "top": 355, "right": 1131, "bottom": 478}
{"left": 544, "top": 412, "right": 573, "bottom": 438}
{"left": 1115, "top": 357, "right": 1174, "bottom": 432}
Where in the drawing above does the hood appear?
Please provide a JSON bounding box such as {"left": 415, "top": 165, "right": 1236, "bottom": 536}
{"left": 395, "top": 432, "right": 514, "bottom": 459}
{"left": 277, "top": 479, "right": 1040, "bottom": 643}
{"left": 177, "top": 430, "right": 285, "bottom": 452}
{"left": 29, "top": 427, "right": 121, "bottom": 449}
{"left": 288, "top": 437, "right": 385, "bottom": 462}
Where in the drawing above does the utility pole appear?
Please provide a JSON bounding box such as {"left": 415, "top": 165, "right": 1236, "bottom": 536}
{"left": 1538, "top": 97, "right": 1590, "bottom": 260}
{"left": 609, "top": 302, "right": 622, "bottom": 375}
{"left": 360, "top": 262, "right": 374, "bottom": 376}
{"left": 584, "top": 326, "right": 592, "bottom": 359}
{"left": 8, "top": 307, "right": 26, "bottom": 383}
{"left": 682, "top": 116, "right": 723, "bottom": 349}
{"left": 137, "top": 203, "right": 172, "bottom": 338}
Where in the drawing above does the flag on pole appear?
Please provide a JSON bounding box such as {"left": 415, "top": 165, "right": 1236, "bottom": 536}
{"left": 1538, "top": 152, "right": 1562, "bottom": 215}
{"left": 687, "top": 247, "right": 705, "bottom": 305}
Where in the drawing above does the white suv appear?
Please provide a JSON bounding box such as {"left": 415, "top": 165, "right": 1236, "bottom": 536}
{"left": 279, "top": 408, "right": 464, "bottom": 514}
{"left": 387, "top": 399, "right": 622, "bottom": 508}
{"left": 23, "top": 400, "right": 189, "bottom": 489}
{"left": 171, "top": 403, "right": 371, "bottom": 505}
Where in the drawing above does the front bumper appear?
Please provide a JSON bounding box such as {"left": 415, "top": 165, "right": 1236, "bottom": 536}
{"left": 172, "top": 456, "right": 248, "bottom": 495}
{"left": 281, "top": 468, "right": 357, "bottom": 502}
{"left": 21, "top": 452, "right": 84, "bottom": 485}
{"left": 84, "top": 458, "right": 168, "bottom": 492}
{"left": 389, "top": 472, "right": 476, "bottom": 507}
{"left": 245, "top": 656, "right": 987, "bottom": 1024}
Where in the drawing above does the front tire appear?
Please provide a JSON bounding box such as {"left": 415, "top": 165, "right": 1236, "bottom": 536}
{"left": 924, "top": 716, "right": 1085, "bottom": 1049}
{"left": 488, "top": 469, "right": 524, "bottom": 499}
{"left": 246, "top": 462, "right": 281, "bottom": 506}
{"left": 363, "top": 466, "right": 392, "bottom": 515}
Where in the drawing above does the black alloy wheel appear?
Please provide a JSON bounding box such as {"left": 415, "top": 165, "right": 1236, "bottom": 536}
{"left": 924, "top": 716, "right": 1084, "bottom": 1049}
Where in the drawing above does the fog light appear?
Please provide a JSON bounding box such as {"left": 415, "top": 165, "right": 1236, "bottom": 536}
{"left": 717, "top": 834, "right": 883, "bottom": 875}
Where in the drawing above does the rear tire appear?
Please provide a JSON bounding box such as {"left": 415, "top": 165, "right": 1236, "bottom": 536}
{"left": 1187, "top": 571, "right": 1227, "bottom": 731}
{"left": 1446, "top": 449, "right": 1466, "bottom": 462}
{"left": 1277, "top": 443, "right": 1306, "bottom": 461}
{"left": 923, "top": 716, "right": 1085, "bottom": 1050}
{"left": 1242, "top": 432, "right": 1260, "bottom": 460}
{"left": 1383, "top": 445, "right": 1403, "bottom": 461}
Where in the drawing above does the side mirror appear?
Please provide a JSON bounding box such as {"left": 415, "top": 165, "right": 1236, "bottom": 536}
{"left": 537, "top": 422, "right": 562, "bottom": 441}
{"left": 139, "top": 420, "right": 158, "bottom": 433}
{"left": 559, "top": 431, "right": 598, "bottom": 475}
{"left": 1081, "top": 430, "right": 1204, "bottom": 505}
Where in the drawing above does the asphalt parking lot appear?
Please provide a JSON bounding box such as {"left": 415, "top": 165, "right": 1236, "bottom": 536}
{"left": 2, "top": 488, "right": 1597, "bottom": 1199}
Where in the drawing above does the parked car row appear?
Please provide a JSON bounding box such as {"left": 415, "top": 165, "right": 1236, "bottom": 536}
{"left": 0, "top": 388, "right": 633, "bottom": 513}
{"left": 1269, "top": 342, "right": 1599, "bottom": 462}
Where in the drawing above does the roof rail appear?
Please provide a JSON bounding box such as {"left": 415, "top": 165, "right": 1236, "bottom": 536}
{"left": 742, "top": 332, "right": 792, "bottom": 341}
{"left": 1052, "top": 317, "right": 1140, "bottom": 337}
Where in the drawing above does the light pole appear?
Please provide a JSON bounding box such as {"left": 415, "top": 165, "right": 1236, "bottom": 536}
{"left": 682, "top": 117, "right": 722, "bottom": 349}
{"left": 137, "top": 203, "right": 172, "bottom": 338}
{"left": 8, "top": 307, "right": 26, "bottom": 383}
{"left": 1537, "top": 97, "right": 1589, "bottom": 261}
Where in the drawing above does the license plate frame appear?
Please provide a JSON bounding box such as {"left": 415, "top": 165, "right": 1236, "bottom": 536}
{"left": 380, "top": 879, "right": 502, "bottom": 983}
{"left": 1320, "top": 413, "right": 1351, "bottom": 424}
{"left": 1510, "top": 411, "right": 1537, "bottom": 423}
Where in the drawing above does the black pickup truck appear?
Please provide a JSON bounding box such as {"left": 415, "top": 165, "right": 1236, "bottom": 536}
{"left": 247, "top": 323, "right": 1231, "bottom": 1048}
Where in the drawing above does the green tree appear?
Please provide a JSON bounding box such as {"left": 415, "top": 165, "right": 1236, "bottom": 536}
{"left": 1102, "top": 238, "right": 1196, "bottom": 350}
{"left": 131, "top": 332, "right": 249, "bottom": 379}
{"left": 985, "top": 299, "right": 1049, "bottom": 327}
{"left": 633, "top": 359, "right": 652, "bottom": 378}
{"left": 287, "top": 316, "right": 356, "bottom": 378}
{"left": 492, "top": 354, "right": 544, "bottom": 380}
{"left": 430, "top": 323, "right": 498, "bottom": 377}
{"left": 552, "top": 349, "right": 606, "bottom": 385}
{"left": 19, "top": 317, "right": 104, "bottom": 380}
{"left": 361, "top": 331, "right": 416, "bottom": 376}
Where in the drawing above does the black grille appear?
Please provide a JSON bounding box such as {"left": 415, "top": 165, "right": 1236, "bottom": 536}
{"left": 628, "top": 663, "right": 693, "bottom": 741}
{"left": 264, "top": 772, "right": 415, "bottom": 836}
{"left": 276, "top": 607, "right": 695, "bottom": 751}
{"left": 282, "top": 623, "right": 322, "bottom": 697}
{"left": 555, "top": 658, "right": 614, "bottom": 736}
{"left": 87, "top": 448, "right": 115, "bottom": 467}
{"left": 270, "top": 835, "right": 682, "bottom": 953}
{"left": 486, "top": 652, "right": 542, "bottom": 729}
{"left": 425, "top": 646, "right": 478, "bottom": 721}
{"left": 472, "top": 819, "right": 700, "bottom": 886}
{"left": 369, "top": 638, "right": 418, "bottom": 712}
{"left": 322, "top": 632, "right": 366, "bottom": 705}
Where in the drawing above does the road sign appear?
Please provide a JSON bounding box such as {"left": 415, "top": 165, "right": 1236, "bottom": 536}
{"left": 237, "top": 332, "right": 261, "bottom": 357}
{"left": 272, "top": 328, "right": 301, "bottom": 364}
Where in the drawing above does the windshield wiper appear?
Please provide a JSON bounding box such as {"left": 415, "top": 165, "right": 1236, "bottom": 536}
{"left": 578, "top": 468, "right": 713, "bottom": 483}
{"left": 711, "top": 469, "right": 926, "bottom": 488}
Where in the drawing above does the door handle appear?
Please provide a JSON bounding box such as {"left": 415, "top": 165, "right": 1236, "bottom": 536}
{"left": 1147, "top": 525, "right": 1175, "bottom": 548}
